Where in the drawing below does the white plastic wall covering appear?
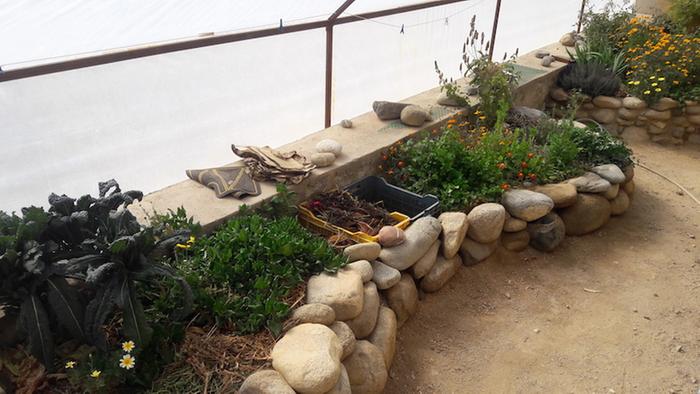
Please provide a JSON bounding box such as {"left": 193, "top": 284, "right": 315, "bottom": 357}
{"left": 0, "top": 0, "right": 626, "bottom": 213}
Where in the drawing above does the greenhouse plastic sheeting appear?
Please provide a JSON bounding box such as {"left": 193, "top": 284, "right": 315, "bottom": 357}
{"left": 0, "top": 0, "right": 626, "bottom": 212}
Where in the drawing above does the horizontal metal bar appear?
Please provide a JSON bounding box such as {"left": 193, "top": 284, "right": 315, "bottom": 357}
{"left": 0, "top": 0, "right": 467, "bottom": 82}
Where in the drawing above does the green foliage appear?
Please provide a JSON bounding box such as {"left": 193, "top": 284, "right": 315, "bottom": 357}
{"left": 173, "top": 212, "right": 346, "bottom": 335}
{"left": 0, "top": 180, "right": 193, "bottom": 372}
{"left": 557, "top": 62, "right": 621, "bottom": 97}
{"left": 567, "top": 42, "right": 628, "bottom": 76}
{"left": 669, "top": 0, "right": 700, "bottom": 33}
{"left": 539, "top": 120, "right": 585, "bottom": 180}
{"left": 149, "top": 206, "right": 201, "bottom": 238}
{"left": 256, "top": 183, "right": 298, "bottom": 220}
{"left": 570, "top": 124, "right": 633, "bottom": 168}
{"left": 581, "top": 1, "right": 633, "bottom": 51}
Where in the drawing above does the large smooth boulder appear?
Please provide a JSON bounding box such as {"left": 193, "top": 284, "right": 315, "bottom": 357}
{"left": 343, "top": 341, "right": 388, "bottom": 394}
{"left": 329, "top": 321, "right": 356, "bottom": 361}
{"left": 343, "top": 260, "right": 373, "bottom": 283}
{"left": 290, "top": 303, "right": 336, "bottom": 326}
{"left": 460, "top": 238, "right": 498, "bottom": 265}
{"left": 501, "top": 230, "right": 530, "bottom": 252}
{"left": 501, "top": 189, "right": 554, "bottom": 222}
{"left": 307, "top": 270, "right": 364, "bottom": 320}
{"left": 610, "top": 189, "right": 630, "bottom": 215}
{"left": 532, "top": 183, "right": 577, "bottom": 208}
{"left": 503, "top": 212, "right": 527, "bottom": 232}
{"left": 591, "top": 164, "right": 626, "bottom": 184}
{"left": 567, "top": 172, "right": 611, "bottom": 193}
{"left": 420, "top": 255, "right": 462, "bottom": 293}
{"left": 438, "top": 212, "right": 469, "bottom": 258}
{"left": 271, "top": 324, "right": 342, "bottom": 394}
{"left": 603, "top": 183, "right": 620, "bottom": 200}
{"left": 467, "top": 203, "right": 506, "bottom": 243}
{"left": 378, "top": 217, "right": 441, "bottom": 270}
{"left": 410, "top": 239, "right": 439, "bottom": 279}
{"left": 343, "top": 242, "right": 380, "bottom": 262}
{"left": 400, "top": 105, "right": 431, "bottom": 127}
{"left": 344, "top": 282, "right": 380, "bottom": 339}
{"left": 384, "top": 273, "right": 418, "bottom": 327}
{"left": 559, "top": 194, "right": 612, "bottom": 235}
{"left": 368, "top": 306, "right": 397, "bottom": 369}
{"left": 527, "top": 212, "right": 566, "bottom": 252}
{"left": 370, "top": 261, "right": 401, "bottom": 290}
{"left": 373, "top": 101, "right": 410, "bottom": 120}
{"left": 239, "top": 369, "right": 295, "bottom": 394}
{"left": 326, "top": 365, "right": 351, "bottom": 394}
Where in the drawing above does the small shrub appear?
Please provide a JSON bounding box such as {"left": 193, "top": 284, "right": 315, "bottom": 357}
{"left": 570, "top": 125, "right": 633, "bottom": 168}
{"left": 581, "top": 1, "right": 633, "bottom": 51}
{"left": 173, "top": 211, "right": 346, "bottom": 335}
{"left": 668, "top": 0, "right": 700, "bottom": 33}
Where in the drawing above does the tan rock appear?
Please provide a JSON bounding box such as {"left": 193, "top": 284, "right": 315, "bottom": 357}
{"left": 378, "top": 217, "right": 442, "bottom": 270}
{"left": 438, "top": 212, "right": 469, "bottom": 258}
{"left": 326, "top": 365, "right": 351, "bottom": 394}
{"left": 650, "top": 97, "right": 679, "bottom": 111}
{"left": 593, "top": 96, "right": 622, "bottom": 109}
{"left": 591, "top": 108, "right": 617, "bottom": 123}
{"left": 384, "top": 273, "right": 418, "bottom": 327}
{"left": 503, "top": 212, "right": 527, "bottom": 232}
{"left": 239, "top": 369, "right": 295, "bottom": 394}
{"left": 343, "top": 243, "right": 380, "bottom": 262}
{"left": 500, "top": 189, "right": 554, "bottom": 221}
{"left": 467, "top": 203, "right": 506, "bottom": 243}
{"left": 329, "top": 321, "right": 356, "bottom": 361}
{"left": 367, "top": 306, "right": 397, "bottom": 369}
{"left": 370, "top": 261, "right": 400, "bottom": 290}
{"left": 501, "top": 230, "right": 530, "bottom": 252}
{"left": 307, "top": 270, "right": 364, "bottom": 320}
{"left": 344, "top": 282, "right": 380, "bottom": 339}
{"left": 291, "top": 304, "right": 336, "bottom": 326}
{"left": 420, "top": 254, "right": 462, "bottom": 293}
{"left": 622, "top": 179, "right": 635, "bottom": 196}
{"left": 410, "top": 239, "right": 439, "bottom": 279}
{"left": 559, "top": 194, "right": 611, "bottom": 235}
{"left": 642, "top": 109, "right": 672, "bottom": 121}
{"left": 622, "top": 96, "right": 647, "bottom": 109}
{"left": 343, "top": 341, "right": 388, "bottom": 394}
{"left": 603, "top": 183, "right": 620, "bottom": 199}
{"left": 610, "top": 189, "right": 630, "bottom": 216}
{"left": 533, "top": 183, "right": 578, "bottom": 208}
{"left": 460, "top": 238, "right": 498, "bottom": 265}
{"left": 343, "top": 260, "right": 373, "bottom": 283}
{"left": 618, "top": 107, "right": 642, "bottom": 120}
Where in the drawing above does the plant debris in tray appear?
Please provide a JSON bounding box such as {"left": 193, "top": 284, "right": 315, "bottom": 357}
{"left": 305, "top": 190, "right": 398, "bottom": 235}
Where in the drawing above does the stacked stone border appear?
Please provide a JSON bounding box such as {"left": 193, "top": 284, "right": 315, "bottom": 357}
{"left": 547, "top": 88, "right": 700, "bottom": 145}
{"left": 239, "top": 163, "right": 636, "bottom": 393}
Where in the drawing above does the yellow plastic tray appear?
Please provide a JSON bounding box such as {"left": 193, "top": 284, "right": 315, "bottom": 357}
{"left": 297, "top": 204, "right": 410, "bottom": 244}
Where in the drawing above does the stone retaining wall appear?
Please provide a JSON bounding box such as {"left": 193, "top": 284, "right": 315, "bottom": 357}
{"left": 547, "top": 88, "right": 700, "bottom": 145}
{"left": 239, "top": 163, "right": 635, "bottom": 393}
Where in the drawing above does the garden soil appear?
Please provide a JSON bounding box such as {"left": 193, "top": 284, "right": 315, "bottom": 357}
{"left": 385, "top": 138, "right": 700, "bottom": 394}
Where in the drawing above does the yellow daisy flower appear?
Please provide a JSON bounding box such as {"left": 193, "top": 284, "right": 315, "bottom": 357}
{"left": 122, "top": 340, "right": 136, "bottom": 353}
{"left": 643, "top": 90, "right": 651, "bottom": 95}
{"left": 65, "top": 361, "right": 76, "bottom": 369}
{"left": 90, "top": 370, "right": 101, "bottom": 378}
{"left": 119, "top": 354, "right": 136, "bottom": 370}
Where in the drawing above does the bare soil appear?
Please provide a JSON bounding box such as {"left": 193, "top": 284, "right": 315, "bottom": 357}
{"left": 385, "top": 139, "right": 700, "bottom": 394}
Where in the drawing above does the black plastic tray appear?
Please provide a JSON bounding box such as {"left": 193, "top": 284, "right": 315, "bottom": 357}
{"left": 344, "top": 176, "right": 440, "bottom": 221}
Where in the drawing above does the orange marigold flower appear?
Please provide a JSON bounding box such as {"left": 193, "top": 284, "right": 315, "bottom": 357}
{"left": 500, "top": 183, "right": 510, "bottom": 190}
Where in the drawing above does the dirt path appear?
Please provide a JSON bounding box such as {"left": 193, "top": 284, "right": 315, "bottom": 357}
{"left": 385, "top": 139, "right": 700, "bottom": 394}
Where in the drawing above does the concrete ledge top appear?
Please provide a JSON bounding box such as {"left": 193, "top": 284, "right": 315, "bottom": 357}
{"left": 130, "top": 42, "right": 570, "bottom": 232}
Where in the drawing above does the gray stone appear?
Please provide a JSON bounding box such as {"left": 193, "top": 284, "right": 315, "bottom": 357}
{"left": 501, "top": 230, "right": 530, "bottom": 252}
{"left": 370, "top": 261, "right": 401, "bottom": 290}
{"left": 503, "top": 212, "right": 527, "bottom": 232}
{"left": 420, "top": 254, "right": 462, "bottom": 293}
{"left": 567, "top": 172, "right": 611, "bottom": 193}
{"left": 373, "top": 101, "right": 410, "bottom": 120}
{"left": 343, "top": 242, "right": 381, "bottom": 262}
{"left": 559, "top": 194, "right": 612, "bottom": 235}
{"left": 307, "top": 270, "right": 364, "bottom": 320}
{"left": 384, "top": 273, "right": 418, "bottom": 327}
{"left": 316, "top": 139, "right": 343, "bottom": 157}
{"left": 329, "top": 321, "right": 356, "bottom": 361}
{"left": 535, "top": 50, "right": 551, "bottom": 59}
{"left": 507, "top": 106, "right": 546, "bottom": 127}
{"left": 591, "top": 164, "right": 626, "bottom": 184}
{"left": 467, "top": 203, "right": 506, "bottom": 243}
{"left": 623, "top": 96, "right": 647, "bottom": 109}
{"left": 326, "top": 365, "right": 351, "bottom": 394}
{"left": 291, "top": 303, "right": 336, "bottom": 326}
{"left": 501, "top": 189, "right": 554, "bottom": 222}
{"left": 437, "top": 92, "right": 464, "bottom": 107}
{"left": 410, "top": 239, "right": 439, "bottom": 279}
{"left": 460, "top": 238, "right": 498, "bottom": 265}
{"left": 367, "top": 306, "right": 397, "bottom": 369}
{"left": 438, "top": 212, "right": 469, "bottom": 258}
{"left": 610, "top": 189, "right": 630, "bottom": 215}
{"left": 310, "top": 152, "right": 336, "bottom": 168}
{"left": 527, "top": 212, "right": 566, "bottom": 252}
{"left": 467, "top": 86, "right": 479, "bottom": 96}
{"left": 592, "top": 96, "right": 622, "bottom": 109}
{"left": 343, "top": 341, "right": 388, "bottom": 394}
{"left": 344, "top": 282, "right": 380, "bottom": 339}
{"left": 376, "top": 226, "right": 405, "bottom": 247}
{"left": 344, "top": 260, "right": 373, "bottom": 283}
{"left": 340, "top": 119, "right": 353, "bottom": 128}
{"left": 400, "top": 105, "right": 431, "bottom": 127}
{"left": 378, "top": 216, "right": 442, "bottom": 270}
{"left": 541, "top": 55, "right": 555, "bottom": 67}
{"left": 271, "top": 323, "right": 342, "bottom": 394}
{"left": 239, "top": 369, "right": 295, "bottom": 394}
{"left": 532, "top": 183, "right": 578, "bottom": 208}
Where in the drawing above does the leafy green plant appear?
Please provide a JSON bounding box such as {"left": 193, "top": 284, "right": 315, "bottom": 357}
{"left": 669, "top": 0, "right": 700, "bottom": 33}
{"left": 570, "top": 124, "right": 632, "bottom": 168}
{"left": 172, "top": 210, "right": 346, "bottom": 335}
{"left": 557, "top": 62, "right": 621, "bottom": 97}
{"left": 581, "top": 1, "right": 633, "bottom": 51}
{"left": 434, "top": 15, "right": 519, "bottom": 124}
{"left": 0, "top": 180, "right": 193, "bottom": 370}
{"left": 567, "top": 42, "right": 628, "bottom": 76}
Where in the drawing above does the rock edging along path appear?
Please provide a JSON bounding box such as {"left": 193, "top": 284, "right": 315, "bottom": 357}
{"left": 239, "top": 163, "right": 635, "bottom": 394}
